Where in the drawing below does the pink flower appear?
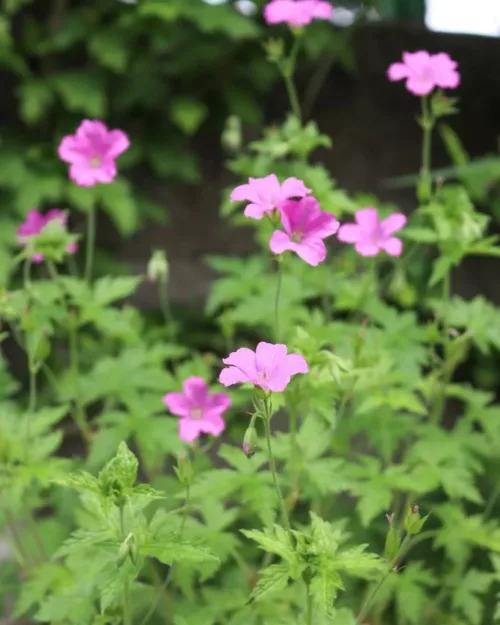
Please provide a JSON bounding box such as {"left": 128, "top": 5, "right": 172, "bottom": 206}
{"left": 230, "top": 174, "right": 311, "bottom": 220}
{"left": 387, "top": 51, "right": 460, "bottom": 96}
{"left": 264, "top": 0, "right": 333, "bottom": 27}
{"left": 18, "top": 209, "right": 77, "bottom": 263}
{"left": 58, "top": 120, "right": 129, "bottom": 187}
{"left": 337, "top": 208, "right": 406, "bottom": 257}
{"left": 219, "top": 342, "right": 308, "bottom": 393}
{"left": 163, "top": 377, "right": 230, "bottom": 443}
{"left": 269, "top": 196, "right": 339, "bottom": 266}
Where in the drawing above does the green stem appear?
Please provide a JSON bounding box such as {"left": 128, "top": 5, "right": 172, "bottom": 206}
{"left": 123, "top": 580, "right": 131, "bottom": 625}
{"left": 280, "top": 38, "right": 302, "bottom": 122}
{"left": 419, "top": 95, "right": 434, "bottom": 202}
{"left": 289, "top": 402, "right": 299, "bottom": 496}
{"left": 25, "top": 363, "right": 37, "bottom": 449}
{"left": 274, "top": 261, "right": 283, "bottom": 342}
{"left": 46, "top": 260, "right": 59, "bottom": 281}
{"left": 140, "top": 485, "right": 191, "bottom": 625}
{"left": 85, "top": 207, "right": 96, "bottom": 283}
{"left": 484, "top": 481, "right": 500, "bottom": 519}
{"left": 5, "top": 510, "right": 30, "bottom": 567}
{"left": 23, "top": 258, "right": 32, "bottom": 290}
{"left": 355, "top": 572, "right": 390, "bottom": 625}
{"left": 263, "top": 400, "right": 292, "bottom": 534}
{"left": 69, "top": 317, "right": 90, "bottom": 442}
{"left": 306, "top": 585, "right": 313, "bottom": 625}
{"left": 159, "top": 278, "right": 173, "bottom": 328}
{"left": 431, "top": 271, "right": 452, "bottom": 425}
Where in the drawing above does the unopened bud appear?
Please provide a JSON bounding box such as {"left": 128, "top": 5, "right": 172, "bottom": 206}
{"left": 404, "top": 503, "right": 429, "bottom": 536}
{"left": 221, "top": 115, "right": 242, "bottom": 153}
{"left": 386, "top": 513, "right": 394, "bottom": 526}
{"left": 147, "top": 250, "right": 169, "bottom": 283}
{"left": 175, "top": 453, "right": 193, "bottom": 486}
{"left": 242, "top": 423, "right": 258, "bottom": 458}
{"left": 117, "top": 533, "right": 136, "bottom": 566}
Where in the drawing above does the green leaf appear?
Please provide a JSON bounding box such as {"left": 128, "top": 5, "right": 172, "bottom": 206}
{"left": 89, "top": 29, "right": 128, "bottom": 72}
{"left": 18, "top": 79, "right": 54, "bottom": 124}
{"left": 310, "top": 566, "right": 343, "bottom": 612}
{"left": 250, "top": 563, "right": 290, "bottom": 602}
{"left": 170, "top": 97, "right": 208, "bottom": 135}
{"left": 242, "top": 526, "right": 297, "bottom": 566}
{"left": 144, "top": 538, "right": 219, "bottom": 565}
{"left": 98, "top": 179, "right": 139, "bottom": 236}
{"left": 98, "top": 441, "right": 138, "bottom": 494}
{"left": 52, "top": 71, "right": 106, "bottom": 117}
{"left": 92, "top": 276, "right": 141, "bottom": 307}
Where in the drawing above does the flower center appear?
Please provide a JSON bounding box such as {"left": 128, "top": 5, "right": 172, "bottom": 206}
{"left": 258, "top": 371, "right": 269, "bottom": 381}
{"left": 290, "top": 231, "right": 303, "bottom": 243}
{"left": 89, "top": 156, "right": 101, "bottom": 168}
{"left": 191, "top": 408, "right": 203, "bottom": 420}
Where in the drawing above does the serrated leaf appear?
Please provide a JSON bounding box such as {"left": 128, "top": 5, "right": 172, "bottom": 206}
{"left": 250, "top": 563, "right": 290, "bottom": 602}
{"left": 144, "top": 538, "right": 219, "bottom": 565}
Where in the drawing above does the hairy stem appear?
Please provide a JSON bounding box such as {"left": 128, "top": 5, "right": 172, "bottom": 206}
{"left": 306, "top": 585, "right": 313, "bottom": 625}
{"left": 274, "top": 262, "right": 283, "bottom": 342}
{"left": 420, "top": 95, "right": 434, "bottom": 202}
{"left": 85, "top": 207, "right": 96, "bottom": 284}
{"left": 69, "top": 317, "right": 90, "bottom": 442}
{"left": 280, "top": 37, "right": 302, "bottom": 122}
{"left": 263, "top": 400, "right": 291, "bottom": 534}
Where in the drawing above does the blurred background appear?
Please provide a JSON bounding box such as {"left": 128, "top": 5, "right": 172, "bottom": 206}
{"left": 1, "top": 0, "right": 500, "bottom": 312}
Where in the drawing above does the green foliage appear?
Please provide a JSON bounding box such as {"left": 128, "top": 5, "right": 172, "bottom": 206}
{"left": 1, "top": 5, "right": 500, "bottom": 625}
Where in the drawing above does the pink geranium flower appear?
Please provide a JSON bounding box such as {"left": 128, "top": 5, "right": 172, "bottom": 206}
{"left": 58, "top": 120, "right": 129, "bottom": 187}
{"left": 230, "top": 174, "right": 311, "bottom": 220}
{"left": 269, "top": 196, "right": 339, "bottom": 266}
{"left": 219, "top": 342, "right": 308, "bottom": 393}
{"left": 264, "top": 0, "right": 333, "bottom": 27}
{"left": 163, "top": 377, "right": 230, "bottom": 443}
{"left": 18, "top": 209, "right": 77, "bottom": 263}
{"left": 387, "top": 51, "right": 460, "bottom": 96}
{"left": 337, "top": 208, "right": 406, "bottom": 257}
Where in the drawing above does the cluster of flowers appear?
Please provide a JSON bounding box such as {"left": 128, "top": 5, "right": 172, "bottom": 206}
{"left": 15, "top": 0, "right": 462, "bottom": 443}
{"left": 17, "top": 120, "right": 129, "bottom": 262}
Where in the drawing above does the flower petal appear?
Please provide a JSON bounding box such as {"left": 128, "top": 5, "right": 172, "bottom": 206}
{"left": 255, "top": 342, "right": 288, "bottom": 374}
{"left": 355, "top": 208, "right": 380, "bottom": 233}
{"left": 387, "top": 62, "right": 409, "bottom": 82}
{"left": 183, "top": 377, "right": 208, "bottom": 406}
{"left": 406, "top": 77, "right": 434, "bottom": 96}
{"left": 163, "top": 392, "right": 192, "bottom": 418}
{"left": 199, "top": 414, "right": 226, "bottom": 437}
{"left": 381, "top": 212, "right": 406, "bottom": 237}
{"left": 294, "top": 238, "right": 327, "bottom": 266}
{"left": 279, "top": 177, "right": 311, "bottom": 201}
{"left": 107, "top": 130, "right": 130, "bottom": 159}
{"left": 382, "top": 237, "right": 403, "bottom": 257}
{"left": 58, "top": 135, "right": 87, "bottom": 164}
{"left": 354, "top": 242, "right": 380, "bottom": 257}
{"left": 307, "top": 211, "right": 339, "bottom": 239}
{"left": 219, "top": 366, "right": 250, "bottom": 387}
{"left": 244, "top": 203, "right": 268, "bottom": 219}
{"left": 179, "top": 418, "right": 202, "bottom": 442}
{"left": 337, "top": 223, "right": 362, "bottom": 244}
{"left": 204, "top": 392, "right": 231, "bottom": 416}
{"left": 284, "top": 353, "right": 309, "bottom": 375}
{"left": 269, "top": 230, "right": 292, "bottom": 255}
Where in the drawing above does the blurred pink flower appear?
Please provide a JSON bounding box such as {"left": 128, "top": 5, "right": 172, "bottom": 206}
{"left": 58, "top": 120, "right": 129, "bottom": 187}
{"left": 264, "top": 0, "right": 333, "bottom": 27}
{"left": 219, "top": 341, "right": 308, "bottom": 393}
{"left": 387, "top": 51, "right": 460, "bottom": 96}
{"left": 269, "top": 196, "right": 339, "bottom": 265}
{"left": 230, "top": 174, "right": 311, "bottom": 220}
{"left": 337, "top": 208, "right": 406, "bottom": 257}
{"left": 163, "top": 377, "right": 230, "bottom": 443}
{"left": 18, "top": 209, "right": 77, "bottom": 263}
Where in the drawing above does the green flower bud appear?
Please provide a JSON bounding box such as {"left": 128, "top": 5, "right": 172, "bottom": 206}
{"left": 242, "top": 423, "right": 258, "bottom": 458}
{"left": 383, "top": 512, "right": 402, "bottom": 562}
{"left": 175, "top": 453, "right": 194, "bottom": 486}
{"left": 404, "top": 504, "right": 429, "bottom": 536}
{"left": 147, "top": 250, "right": 169, "bottom": 283}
